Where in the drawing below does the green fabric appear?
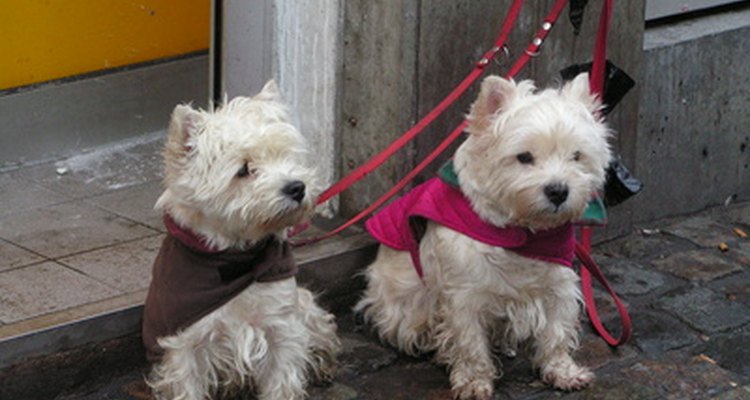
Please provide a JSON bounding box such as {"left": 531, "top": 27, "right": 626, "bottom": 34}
{"left": 437, "top": 159, "right": 607, "bottom": 225}
{"left": 438, "top": 159, "right": 460, "bottom": 189}
{"left": 581, "top": 195, "right": 608, "bottom": 225}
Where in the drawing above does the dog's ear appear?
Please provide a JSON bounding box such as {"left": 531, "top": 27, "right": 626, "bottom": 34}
{"left": 467, "top": 76, "right": 518, "bottom": 134}
{"left": 562, "top": 73, "right": 601, "bottom": 115}
{"left": 168, "top": 104, "right": 203, "bottom": 155}
{"left": 255, "top": 79, "right": 282, "bottom": 102}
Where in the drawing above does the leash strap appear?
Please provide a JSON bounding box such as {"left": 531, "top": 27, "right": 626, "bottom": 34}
{"left": 316, "top": 0, "right": 527, "bottom": 206}
{"left": 589, "top": 0, "right": 612, "bottom": 96}
{"left": 294, "top": 0, "right": 571, "bottom": 245}
{"left": 294, "top": 122, "right": 467, "bottom": 246}
{"left": 577, "top": 0, "right": 632, "bottom": 346}
{"left": 576, "top": 242, "right": 632, "bottom": 346}
{"left": 506, "top": 0, "right": 570, "bottom": 78}
{"left": 579, "top": 0, "right": 612, "bottom": 252}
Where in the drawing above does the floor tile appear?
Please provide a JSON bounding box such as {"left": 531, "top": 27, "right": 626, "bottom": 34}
{"left": 0, "top": 262, "right": 120, "bottom": 323}
{"left": 84, "top": 181, "right": 165, "bottom": 231}
{"left": 596, "top": 230, "right": 682, "bottom": 259}
{"left": 59, "top": 235, "right": 164, "bottom": 293}
{"left": 0, "top": 202, "right": 156, "bottom": 259}
{"left": 632, "top": 310, "right": 700, "bottom": 355}
{"left": 662, "top": 216, "right": 739, "bottom": 248}
{"left": 652, "top": 249, "right": 743, "bottom": 282}
{"left": 0, "top": 240, "right": 44, "bottom": 272}
{"left": 618, "top": 353, "right": 743, "bottom": 400}
{"left": 11, "top": 133, "right": 164, "bottom": 199}
{"left": 598, "top": 257, "right": 678, "bottom": 296}
{"left": 0, "top": 172, "right": 72, "bottom": 217}
{"left": 724, "top": 202, "right": 750, "bottom": 226}
{"left": 657, "top": 287, "right": 750, "bottom": 333}
{"left": 703, "top": 326, "right": 750, "bottom": 378}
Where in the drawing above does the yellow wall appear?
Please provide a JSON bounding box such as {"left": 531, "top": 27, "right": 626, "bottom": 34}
{"left": 0, "top": 0, "right": 210, "bottom": 90}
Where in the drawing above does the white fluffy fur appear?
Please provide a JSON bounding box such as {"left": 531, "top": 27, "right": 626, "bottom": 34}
{"left": 356, "top": 74, "right": 611, "bottom": 399}
{"left": 148, "top": 81, "right": 339, "bottom": 400}
{"left": 156, "top": 81, "right": 323, "bottom": 250}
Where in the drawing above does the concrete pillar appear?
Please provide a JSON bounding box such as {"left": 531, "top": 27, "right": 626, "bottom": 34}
{"left": 218, "top": 0, "right": 341, "bottom": 214}
{"left": 274, "top": 1, "right": 342, "bottom": 213}
{"left": 214, "top": 0, "right": 274, "bottom": 103}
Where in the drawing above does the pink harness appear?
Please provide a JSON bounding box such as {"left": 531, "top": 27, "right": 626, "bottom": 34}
{"left": 366, "top": 177, "right": 575, "bottom": 278}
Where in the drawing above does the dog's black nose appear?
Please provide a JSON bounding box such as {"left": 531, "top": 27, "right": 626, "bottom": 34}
{"left": 282, "top": 180, "right": 306, "bottom": 203}
{"left": 544, "top": 183, "right": 569, "bottom": 207}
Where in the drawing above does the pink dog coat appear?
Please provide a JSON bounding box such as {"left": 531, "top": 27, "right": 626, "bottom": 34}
{"left": 365, "top": 176, "right": 575, "bottom": 278}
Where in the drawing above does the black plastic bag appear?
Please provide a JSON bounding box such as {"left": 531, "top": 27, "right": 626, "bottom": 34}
{"left": 560, "top": 61, "right": 642, "bottom": 206}
{"left": 569, "top": 0, "right": 589, "bottom": 35}
{"left": 604, "top": 158, "right": 643, "bottom": 207}
{"left": 560, "top": 60, "right": 635, "bottom": 116}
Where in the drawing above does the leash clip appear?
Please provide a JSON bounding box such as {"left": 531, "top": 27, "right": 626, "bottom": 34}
{"left": 491, "top": 44, "right": 511, "bottom": 57}
{"left": 493, "top": 45, "right": 511, "bottom": 67}
{"left": 478, "top": 44, "right": 510, "bottom": 67}
{"left": 524, "top": 21, "right": 553, "bottom": 58}
{"left": 525, "top": 38, "right": 543, "bottom": 57}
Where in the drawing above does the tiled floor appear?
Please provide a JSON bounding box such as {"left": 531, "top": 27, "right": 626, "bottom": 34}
{"left": 0, "top": 133, "right": 166, "bottom": 327}
{"left": 0, "top": 262, "right": 120, "bottom": 324}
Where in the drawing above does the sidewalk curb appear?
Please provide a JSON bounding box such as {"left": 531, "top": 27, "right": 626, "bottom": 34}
{"left": 0, "top": 233, "right": 377, "bottom": 371}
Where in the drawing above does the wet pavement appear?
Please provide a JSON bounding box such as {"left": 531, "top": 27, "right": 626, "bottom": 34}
{"left": 37, "top": 201, "right": 750, "bottom": 399}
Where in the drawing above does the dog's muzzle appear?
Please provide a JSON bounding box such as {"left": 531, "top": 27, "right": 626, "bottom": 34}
{"left": 282, "top": 180, "right": 306, "bottom": 203}
{"left": 544, "top": 183, "right": 569, "bottom": 208}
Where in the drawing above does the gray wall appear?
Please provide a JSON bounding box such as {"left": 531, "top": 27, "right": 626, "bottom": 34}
{"left": 217, "top": 0, "right": 342, "bottom": 214}
{"left": 339, "top": 0, "right": 420, "bottom": 216}
{"left": 632, "top": 8, "right": 750, "bottom": 224}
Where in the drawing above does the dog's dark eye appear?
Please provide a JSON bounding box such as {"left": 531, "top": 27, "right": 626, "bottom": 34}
{"left": 236, "top": 163, "right": 253, "bottom": 178}
{"left": 516, "top": 152, "right": 535, "bottom": 165}
{"left": 573, "top": 151, "right": 582, "bottom": 162}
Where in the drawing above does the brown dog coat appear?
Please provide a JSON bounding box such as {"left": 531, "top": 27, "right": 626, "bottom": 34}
{"left": 142, "top": 215, "right": 297, "bottom": 361}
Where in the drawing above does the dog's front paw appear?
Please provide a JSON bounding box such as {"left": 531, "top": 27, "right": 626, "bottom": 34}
{"left": 308, "top": 348, "right": 338, "bottom": 386}
{"left": 541, "top": 360, "right": 594, "bottom": 391}
{"left": 452, "top": 377, "right": 493, "bottom": 400}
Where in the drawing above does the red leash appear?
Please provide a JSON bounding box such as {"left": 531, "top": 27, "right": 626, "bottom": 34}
{"left": 577, "top": 243, "right": 632, "bottom": 346}
{"left": 506, "top": 0, "right": 569, "bottom": 78}
{"left": 315, "top": 0, "right": 527, "bottom": 207}
{"left": 579, "top": 0, "right": 632, "bottom": 347}
{"left": 294, "top": 0, "right": 570, "bottom": 245}
{"left": 294, "top": 0, "right": 632, "bottom": 348}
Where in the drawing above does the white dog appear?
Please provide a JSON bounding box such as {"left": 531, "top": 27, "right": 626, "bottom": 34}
{"left": 355, "top": 74, "right": 611, "bottom": 399}
{"left": 142, "top": 81, "right": 339, "bottom": 400}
